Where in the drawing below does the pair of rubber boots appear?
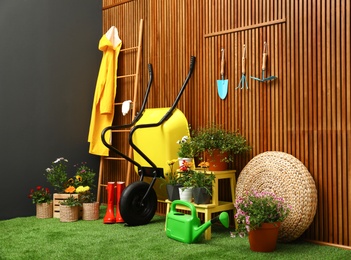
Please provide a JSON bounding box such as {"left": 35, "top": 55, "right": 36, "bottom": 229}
{"left": 103, "top": 181, "right": 125, "bottom": 224}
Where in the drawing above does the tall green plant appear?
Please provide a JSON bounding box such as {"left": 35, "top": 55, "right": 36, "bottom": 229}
{"left": 191, "top": 123, "right": 251, "bottom": 162}
{"left": 44, "top": 158, "right": 68, "bottom": 193}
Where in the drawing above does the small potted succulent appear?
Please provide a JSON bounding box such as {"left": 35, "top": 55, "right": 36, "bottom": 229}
{"left": 231, "top": 190, "right": 291, "bottom": 252}
{"left": 191, "top": 124, "right": 251, "bottom": 171}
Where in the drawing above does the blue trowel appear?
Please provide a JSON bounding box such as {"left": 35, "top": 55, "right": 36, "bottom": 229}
{"left": 217, "top": 49, "right": 228, "bottom": 99}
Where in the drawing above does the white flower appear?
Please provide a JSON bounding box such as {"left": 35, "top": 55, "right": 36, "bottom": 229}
{"left": 53, "top": 157, "right": 68, "bottom": 164}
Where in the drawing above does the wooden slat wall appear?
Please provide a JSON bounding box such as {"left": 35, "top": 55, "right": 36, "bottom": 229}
{"left": 101, "top": 0, "right": 351, "bottom": 247}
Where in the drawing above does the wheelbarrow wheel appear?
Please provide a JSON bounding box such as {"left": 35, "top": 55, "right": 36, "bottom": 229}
{"left": 119, "top": 181, "right": 157, "bottom": 226}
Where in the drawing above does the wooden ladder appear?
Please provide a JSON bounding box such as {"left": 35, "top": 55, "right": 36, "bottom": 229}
{"left": 97, "top": 19, "right": 143, "bottom": 203}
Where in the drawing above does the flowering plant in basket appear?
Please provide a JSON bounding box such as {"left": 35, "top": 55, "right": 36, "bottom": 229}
{"left": 76, "top": 186, "right": 95, "bottom": 203}
{"left": 28, "top": 186, "right": 52, "bottom": 204}
{"left": 60, "top": 195, "right": 81, "bottom": 207}
{"left": 231, "top": 191, "right": 291, "bottom": 238}
{"left": 45, "top": 158, "right": 96, "bottom": 194}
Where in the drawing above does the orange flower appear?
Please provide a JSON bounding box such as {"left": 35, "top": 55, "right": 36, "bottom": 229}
{"left": 198, "top": 161, "right": 210, "bottom": 168}
{"left": 65, "top": 186, "right": 75, "bottom": 193}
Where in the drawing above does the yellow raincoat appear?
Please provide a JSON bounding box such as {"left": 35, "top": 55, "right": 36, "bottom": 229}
{"left": 88, "top": 26, "right": 122, "bottom": 156}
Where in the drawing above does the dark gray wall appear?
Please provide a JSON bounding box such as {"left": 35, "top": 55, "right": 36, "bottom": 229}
{"left": 0, "top": 0, "right": 102, "bottom": 219}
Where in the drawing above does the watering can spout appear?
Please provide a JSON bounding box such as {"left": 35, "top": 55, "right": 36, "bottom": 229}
{"left": 166, "top": 200, "right": 229, "bottom": 243}
{"left": 193, "top": 212, "right": 229, "bottom": 241}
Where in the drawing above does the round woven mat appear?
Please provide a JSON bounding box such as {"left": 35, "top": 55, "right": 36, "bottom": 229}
{"left": 236, "top": 151, "right": 317, "bottom": 242}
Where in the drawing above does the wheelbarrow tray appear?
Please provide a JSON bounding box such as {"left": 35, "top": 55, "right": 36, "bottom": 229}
{"left": 132, "top": 107, "right": 189, "bottom": 200}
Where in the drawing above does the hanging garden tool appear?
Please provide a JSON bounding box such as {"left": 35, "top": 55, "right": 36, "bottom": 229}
{"left": 237, "top": 44, "right": 248, "bottom": 89}
{"left": 217, "top": 48, "right": 229, "bottom": 99}
{"left": 250, "top": 41, "right": 277, "bottom": 82}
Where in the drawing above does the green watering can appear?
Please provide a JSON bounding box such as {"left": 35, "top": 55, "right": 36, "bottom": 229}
{"left": 165, "top": 200, "right": 229, "bottom": 243}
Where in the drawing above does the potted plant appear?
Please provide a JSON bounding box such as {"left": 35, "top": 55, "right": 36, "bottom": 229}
{"left": 177, "top": 161, "right": 196, "bottom": 202}
{"left": 28, "top": 186, "right": 53, "bottom": 218}
{"left": 164, "top": 159, "right": 182, "bottom": 201}
{"left": 191, "top": 124, "right": 251, "bottom": 171}
{"left": 44, "top": 157, "right": 69, "bottom": 193}
{"left": 44, "top": 158, "right": 96, "bottom": 218}
{"left": 231, "top": 191, "right": 291, "bottom": 252}
{"left": 191, "top": 162, "right": 215, "bottom": 204}
{"left": 59, "top": 195, "right": 82, "bottom": 222}
{"left": 176, "top": 135, "right": 195, "bottom": 166}
{"left": 76, "top": 186, "right": 99, "bottom": 220}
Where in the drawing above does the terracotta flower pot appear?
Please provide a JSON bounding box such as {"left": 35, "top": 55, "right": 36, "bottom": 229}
{"left": 204, "top": 150, "right": 228, "bottom": 171}
{"left": 248, "top": 222, "right": 281, "bottom": 252}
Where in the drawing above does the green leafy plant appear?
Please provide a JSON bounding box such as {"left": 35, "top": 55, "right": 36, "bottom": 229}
{"left": 45, "top": 157, "right": 69, "bottom": 193}
{"left": 191, "top": 164, "right": 215, "bottom": 196}
{"left": 191, "top": 124, "right": 251, "bottom": 162}
{"left": 60, "top": 195, "right": 81, "bottom": 207}
{"left": 28, "top": 186, "right": 52, "bottom": 204}
{"left": 232, "top": 191, "right": 291, "bottom": 237}
{"left": 176, "top": 135, "right": 194, "bottom": 158}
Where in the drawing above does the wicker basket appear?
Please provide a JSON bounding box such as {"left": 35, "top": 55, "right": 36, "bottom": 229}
{"left": 59, "top": 205, "right": 79, "bottom": 222}
{"left": 82, "top": 202, "right": 100, "bottom": 220}
{"left": 36, "top": 202, "right": 53, "bottom": 219}
{"left": 53, "top": 193, "right": 80, "bottom": 218}
{"left": 236, "top": 151, "right": 317, "bottom": 242}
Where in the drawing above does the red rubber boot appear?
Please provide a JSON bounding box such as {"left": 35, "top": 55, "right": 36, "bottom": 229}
{"left": 103, "top": 182, "right": 116, "bottom": 224}
{"left": 116, "top": 181, "right": 125, "bottom": 223}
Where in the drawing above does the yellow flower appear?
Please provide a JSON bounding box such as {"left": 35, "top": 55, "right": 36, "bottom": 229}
{"left": 65, "top": 186, "right": 76, "bottom": 193}
{"left": 167, "top": 159, "right": 178, "bottom": 166}
{"left": 76, "top": 186, "right": 90, "bottom": 193}
{"left": 68, "top": 178, "right": 74, "bottom": 184}
{"left": 76, "top": 175, "right": 82, "bottom": 182}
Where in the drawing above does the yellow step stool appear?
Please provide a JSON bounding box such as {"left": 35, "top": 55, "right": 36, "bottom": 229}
{"left": 165, "top": 169, "right": 236, "bottom": 240}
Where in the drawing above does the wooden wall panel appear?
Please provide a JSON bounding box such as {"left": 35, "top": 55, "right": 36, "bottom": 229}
{"left": 102, "top": 0, "right": 351, "bottom": 247}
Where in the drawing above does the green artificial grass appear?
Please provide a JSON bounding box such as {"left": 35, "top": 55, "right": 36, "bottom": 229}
{"left": 0, "top": 207, "right": 350, "bottom": 260}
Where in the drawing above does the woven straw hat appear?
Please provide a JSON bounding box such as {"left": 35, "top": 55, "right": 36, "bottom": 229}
{"left": 236, "top": 151, "right": 317, "bottom": 242}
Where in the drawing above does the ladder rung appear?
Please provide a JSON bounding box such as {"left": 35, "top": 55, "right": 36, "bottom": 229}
{"left": 114, "top": 102, "right": 134, "bottom": 106}
{"left": 103, "top": 157, "right": 127, "bottom": 161}
{"left": 120, "top": 46, "right": 138, "bottom": 52}
{"left": 100, "top": 184, "right": 107, "bottom": 187}
{"left": 111, "top": 129, "right": 130, "bottom": 133}
{"left": 117, "top": 74, "right": 137, "bottom": 79}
